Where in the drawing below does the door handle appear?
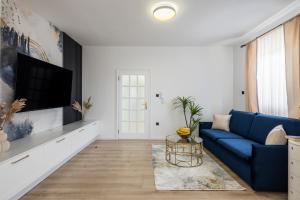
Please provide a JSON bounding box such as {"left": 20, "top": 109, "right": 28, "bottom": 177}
{"left": 144, "top": 101, "right": 148, "bottom": 110}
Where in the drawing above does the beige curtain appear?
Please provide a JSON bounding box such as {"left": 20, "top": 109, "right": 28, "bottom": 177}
{"left": 245, "top": 40, "right": 259, "bottom": 112}
{"left": 284, "top": 16, "right": 300, "bottom": 119}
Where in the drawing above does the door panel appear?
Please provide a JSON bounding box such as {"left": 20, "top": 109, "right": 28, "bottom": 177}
{"left": 117, "top": 70, "right": 149, "bottom": 139}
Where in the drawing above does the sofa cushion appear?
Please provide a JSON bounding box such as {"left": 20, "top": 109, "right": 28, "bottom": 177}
{"left": 212, "top": 114, "right": 231, "bottom": 132}
{"left": 265, "top": 125, "right": 287, "bottom": 145}
{"left": 201, "top": 129, "right": 243, "bottom": 141}
{"left": 217, "top": 139, "right": 259, "bottom": 160}
{"left": 229, "top": 110, "right": 256, "bottom": 138}
{"left": 249, "top": 114, "right": 300, "bottom": 144}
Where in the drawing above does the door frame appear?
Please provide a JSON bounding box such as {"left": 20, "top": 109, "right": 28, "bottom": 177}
{"left": 116, "top": 69, "right": 151, "bottom": 139}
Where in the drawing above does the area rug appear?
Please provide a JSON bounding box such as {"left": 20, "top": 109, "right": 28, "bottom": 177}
{"left": 152, "top": 145, "right": 246, "bottom": 191}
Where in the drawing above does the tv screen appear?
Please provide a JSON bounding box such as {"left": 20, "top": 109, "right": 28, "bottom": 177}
{"left": 15, "top": 53, "right": 73, "bottom": 112}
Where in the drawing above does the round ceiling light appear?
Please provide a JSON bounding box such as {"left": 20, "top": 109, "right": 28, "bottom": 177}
{"left": 153, "top": 3, "right": 177, "bottom": 21}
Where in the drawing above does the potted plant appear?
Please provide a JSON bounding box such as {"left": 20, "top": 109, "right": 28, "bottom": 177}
{"left": 173, "top": 96, "right": 203, "bottom": 138}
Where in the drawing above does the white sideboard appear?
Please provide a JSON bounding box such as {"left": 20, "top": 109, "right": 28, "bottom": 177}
{"left": 0, "top": 120, "right": 100, "bottom": 200}
{"left": 288, "top": 139, "right": 300, "bottom": 200}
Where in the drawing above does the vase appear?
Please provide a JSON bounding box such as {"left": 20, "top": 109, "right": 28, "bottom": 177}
{"left": 0, "top": 129, "right": 10, "bottom": 153}
{"left": 82, "top": 114, "right": 86, "bottom": 122}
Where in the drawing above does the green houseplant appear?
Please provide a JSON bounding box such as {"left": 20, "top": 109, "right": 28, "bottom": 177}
{"left": 173, "top": 96, "right": 203, "bottom": 134}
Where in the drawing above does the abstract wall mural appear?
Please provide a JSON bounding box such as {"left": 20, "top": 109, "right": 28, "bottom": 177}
{"left": 1, "top": 0, "right": 63, "bottom": 103}
{"left": 0, "top": 0, "right": 64, "bottom": 140}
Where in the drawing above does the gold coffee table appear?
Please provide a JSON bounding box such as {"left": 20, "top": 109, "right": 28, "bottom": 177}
{"left": 165, "top": 135, "right": 203, "bottom": 167}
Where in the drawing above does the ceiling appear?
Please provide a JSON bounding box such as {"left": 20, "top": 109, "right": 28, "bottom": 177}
{"left": 23, "top": 0, "right": 295, "bottom": 46}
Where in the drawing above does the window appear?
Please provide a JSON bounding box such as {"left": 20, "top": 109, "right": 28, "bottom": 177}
{"left": 256, "top": 26, "right": 288, "bottom": 117}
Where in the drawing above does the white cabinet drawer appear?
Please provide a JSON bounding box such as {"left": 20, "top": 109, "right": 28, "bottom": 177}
{"left": 289, "top": 159, "right": 300, "bottom": 177}
{"left": 0, "top": 146, "right": 44, "bottom": 200}
{"left": 85, "top": 124, "right": 97, "bottom": 142}
{"left": 70, "top": 128, "right": 87, "bottom": 152}
{"left": 90, "top": 121, "right": 100, "bottom": 137}
{"left": 289, "top": 174, "right": 300, "bottom": 190}
{"left": 70, "top": 125, "right": 96, "bottom": 152}
{"left": 289, "top": 187, "right": 300, "bottom": 200}
{"left": 43, "top": 135, "right": 72, "bottom": 168}
{"left": 289, "top": 142, "right": 300, "bottom": 162}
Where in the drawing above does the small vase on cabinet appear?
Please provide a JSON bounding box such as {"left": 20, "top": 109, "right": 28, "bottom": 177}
{"left": 0, "top": 129, "right": 10, "bottom": 153}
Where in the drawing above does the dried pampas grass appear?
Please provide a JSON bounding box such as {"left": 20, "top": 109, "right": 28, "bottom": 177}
{"left": 0, "top": 99, "right": 27, "bottom": 129}
{"left": 72, "top": 101, "right": 83, "bottom": 113}
{"left": 72, "top": 97, "right": 93, "bottom": 120}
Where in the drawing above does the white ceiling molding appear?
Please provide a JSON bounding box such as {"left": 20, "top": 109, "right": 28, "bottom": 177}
{"left": 227, "top": 0, "right": 300, "bottom": 46}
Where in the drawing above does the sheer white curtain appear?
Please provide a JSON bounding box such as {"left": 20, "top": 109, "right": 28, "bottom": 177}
{"left": 257, "top": 26, "right": 288, "bottom": 117}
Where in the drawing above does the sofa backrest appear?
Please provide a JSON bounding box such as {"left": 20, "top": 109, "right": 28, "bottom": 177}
{"left": 249, "top": 113, "right": 300, "bottom": 144}
{"left": 229, "top": 110, "right": 256, "bottom": 138}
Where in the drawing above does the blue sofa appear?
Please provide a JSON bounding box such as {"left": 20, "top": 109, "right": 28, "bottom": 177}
{"left": 199, "top": 110, "right": 300, "bottom": 191}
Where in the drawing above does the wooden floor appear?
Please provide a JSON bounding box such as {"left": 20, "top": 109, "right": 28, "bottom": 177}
{"left": 22, "top": 140, "right": 287, "bottom": 200}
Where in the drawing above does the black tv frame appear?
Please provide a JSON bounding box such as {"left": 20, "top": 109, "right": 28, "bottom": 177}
{"left": 14, "top": 53, "right": 73, "bottom": 112}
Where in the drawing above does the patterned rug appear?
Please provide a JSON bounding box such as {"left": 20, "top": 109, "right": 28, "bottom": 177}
{"left": 152, "top": 145, "right": 246, "bottom": 191}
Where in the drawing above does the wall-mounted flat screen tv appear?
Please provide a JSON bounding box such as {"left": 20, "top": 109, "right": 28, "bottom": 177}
{"left": 15, "top": 53, "right": 73, "bottom": 112}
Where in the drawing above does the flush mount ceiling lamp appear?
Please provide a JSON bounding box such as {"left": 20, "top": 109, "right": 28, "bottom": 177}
{"left": 152, "top": 2, "right": 177, "bottom": 21}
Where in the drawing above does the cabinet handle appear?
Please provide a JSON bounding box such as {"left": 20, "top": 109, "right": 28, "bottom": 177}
{"left": 291, "top": 176, "right": 294, "bottom": 180}
{"left": 56, "top": 138, "right": 66, "bottom": 143}
{"left": 291, "top": 146, "right": 294, "bottom": 150}
{"left": 79, "top": 129, "right": 85, "bottom": 133}
{"left": 11, "top": 155, "right": 30, "bottom": 165}
{"left": 291, "top": 161, "right": 294, "bottom": 165}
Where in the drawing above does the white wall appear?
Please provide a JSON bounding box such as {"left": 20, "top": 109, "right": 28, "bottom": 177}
{"left": 233, "top": 46, "right": 246, "bottom": 111}
{"left": 83, "top": 46, "right": 234, "bottom": 139}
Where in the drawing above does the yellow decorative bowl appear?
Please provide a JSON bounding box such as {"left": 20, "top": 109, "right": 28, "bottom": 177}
{"left": 176, "top": 127, "right": 191, "bottom": 139}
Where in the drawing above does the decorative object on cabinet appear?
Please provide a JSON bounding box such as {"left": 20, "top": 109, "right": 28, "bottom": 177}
{"left": 0, "top": 99, "right": 26, "bottom": 152}
{"left": 0, "top": 129, "right": 10, "bottom": 152}
{"left": 173, "top": 96, "right": 203, "bottom": 134}
{"left": 5, "top": 119, "right": 33, "bottom": 141}
{"left": 72, "top": 96, "right": 93, "bottom": 121}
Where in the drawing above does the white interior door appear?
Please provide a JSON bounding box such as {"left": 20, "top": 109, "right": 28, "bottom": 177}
{"left": 117, "top": 70, "right": 150, "bottom": 139}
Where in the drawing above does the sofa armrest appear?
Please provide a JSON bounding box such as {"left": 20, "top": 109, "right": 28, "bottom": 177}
{"left": 251, "top": 144, "right": 288, "bottom": 191}
{"left": 199, "top": 122, "right": 213, "bottom": 137}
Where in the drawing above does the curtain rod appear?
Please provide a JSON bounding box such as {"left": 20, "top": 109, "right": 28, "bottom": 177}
{"left": 240, "top": 14, "right": 300, "bottom": 48}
